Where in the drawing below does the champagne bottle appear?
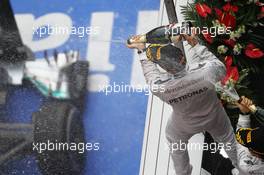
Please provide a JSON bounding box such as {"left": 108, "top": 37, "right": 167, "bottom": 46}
{"left": 127, "top": 21, "right": 192, "bottom": 44}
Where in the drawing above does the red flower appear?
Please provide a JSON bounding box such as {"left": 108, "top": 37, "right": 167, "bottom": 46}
{"left": 214, "top": 8, "right": 223, "bottom": 17}
{"left": 256, "top": 2, "right": 263, "bottom": 6}
{"left": 223, "top": 3, "right": 238, "bottom": 13}
{"left": 224, "top": 39, "right": 236, "bottom": 48}
{"left": 245, "top": 43, "right": 264, "bottom": 59}
{"left": 222, "top": 66, "right": 239, "bottom": 84}
{"left": 215, "top": 7, "right": 236, "bottom": 29}
{"left": 220, "top": 13, "right": 236, "bottom": 29}
{"left": 196, "top": 3, "right": 212, "bottom": 18}
{"left": 202, "top": 33, "right": 213, "bottom": 43}
{"left": 222, "top": 56, "right": 239, "bottom": 84}
{"left": 258, "top": 6, "right": 264, "bottom": 19}
{"left": 224, "top": 56, "right": 233, "bottom": 68}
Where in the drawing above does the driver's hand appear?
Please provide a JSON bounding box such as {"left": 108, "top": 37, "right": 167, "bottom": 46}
{"left": 235, "top": 96, "right": 253, "bottom": 114}
{"left": 171, "top": 35, "right": 182, "bottom": 45}
{"left": 181, "top": 28, "right": 198, "bottom": 47}
{"left": 126, "top": 35, "right": 146, "bottom": 50}
{"left": 126, "top": 42, "right": 146, "bottom": 51}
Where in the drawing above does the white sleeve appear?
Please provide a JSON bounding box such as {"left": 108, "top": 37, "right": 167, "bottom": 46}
{"left": 236, "top": 114, "right": 251, "bottom": 131}
{"left": 237, "top": 144, "right": 264, "bottom": 174}
{"left": 138, "top": 52, "right": 162, "bottom": 85}
{"left": 236, "top": 115, "right": 264, "bottom": 174}
{"left": 138, "top": 52, "right": 167, "bottom": 96}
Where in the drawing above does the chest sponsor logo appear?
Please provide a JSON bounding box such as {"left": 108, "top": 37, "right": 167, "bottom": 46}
{"left": 168, "top": 87, "right": 208, "bottom": 104}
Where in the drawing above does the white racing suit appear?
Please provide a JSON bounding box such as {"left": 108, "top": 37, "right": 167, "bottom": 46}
{"left": 138, "top": 44, "right": 238, "bottom": 175}
{"left": 236, "top": 115, "right": 264, "bottom": 175}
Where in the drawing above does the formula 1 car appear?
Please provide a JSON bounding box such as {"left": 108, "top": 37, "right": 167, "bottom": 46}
{"left": 0, "top": 0, "right": 88, "bottom": 174}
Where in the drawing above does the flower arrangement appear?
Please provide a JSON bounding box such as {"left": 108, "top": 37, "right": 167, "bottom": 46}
{"left": 182, "top": 0, "right": 264, "bottom": 107}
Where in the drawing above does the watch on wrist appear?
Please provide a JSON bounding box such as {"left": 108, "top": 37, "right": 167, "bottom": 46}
{"left": 239, "top": 111, "right": 251, "bottom": 115}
